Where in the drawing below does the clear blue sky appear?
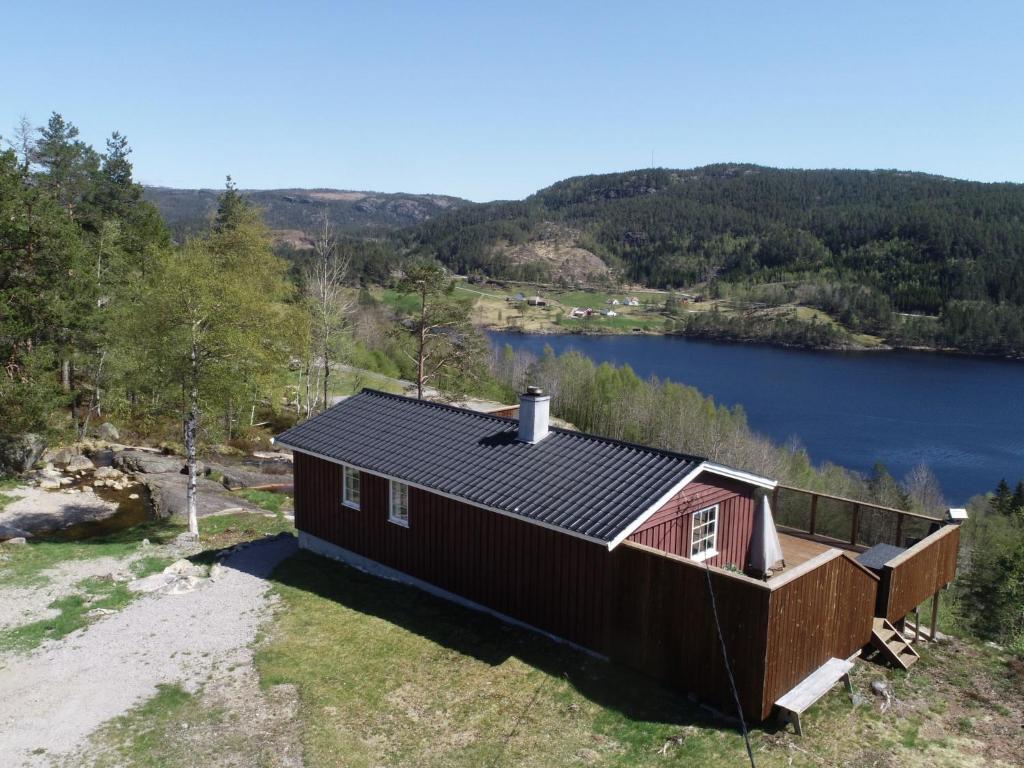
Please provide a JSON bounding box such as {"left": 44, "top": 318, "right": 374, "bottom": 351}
{"left": 3, "top": 1, "right": 1022, "bottom": 202}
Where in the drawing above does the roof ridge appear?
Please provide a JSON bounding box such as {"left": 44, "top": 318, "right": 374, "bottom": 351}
{"left": 355, "top": 388, "right": 706, "bottom": 465}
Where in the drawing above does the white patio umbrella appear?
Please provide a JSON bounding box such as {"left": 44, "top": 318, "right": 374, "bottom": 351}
{"left": 749, "top": 493, "right": 785, "bottom": 575}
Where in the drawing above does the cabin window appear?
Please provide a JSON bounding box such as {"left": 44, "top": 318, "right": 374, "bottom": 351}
{"left": 690, "top": 504, "right": 718, "bottom": 561}
{"left": 389, "top": 480, "right": 409, "bottom": 527}
{"left": 342, "top": 465, "right": 360, "bottom": 509}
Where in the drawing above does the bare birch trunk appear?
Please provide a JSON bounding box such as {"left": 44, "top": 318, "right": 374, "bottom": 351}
{"left": 185, "top": 340, "right": 200, "bottom": 536}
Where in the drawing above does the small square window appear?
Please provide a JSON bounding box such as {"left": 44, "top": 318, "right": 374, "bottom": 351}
{"left": 690, "top": 504, "right": 719, "bottom": 561}
{"left": 389, "top": 480, "right": 409, "bottom": 527}
{"left": 342, "top": 466, "right": 360, "bottom": 509}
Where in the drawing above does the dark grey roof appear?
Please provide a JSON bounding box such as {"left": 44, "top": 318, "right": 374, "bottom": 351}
{"left": 275, "top": 389, "right": 705, "bottom": 544}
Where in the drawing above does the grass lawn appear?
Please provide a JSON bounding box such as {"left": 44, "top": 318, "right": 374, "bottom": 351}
{"left": 233, "top": 488, "right": 293, "bottom": 515}
{"left": 250, "top": 550, "right": 1024, "bottom": 767}
{"left": 257, "top": 550, "right": 749, "bottom": 767}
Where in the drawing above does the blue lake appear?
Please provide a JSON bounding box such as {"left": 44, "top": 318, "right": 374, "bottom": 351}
{"left": 489, "top": 333, "right": 1024, "bottom": 503}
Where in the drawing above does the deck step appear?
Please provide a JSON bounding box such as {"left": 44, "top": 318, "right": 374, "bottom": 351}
{"left": 871, "top": 618, "right": 920, "bottom": 670}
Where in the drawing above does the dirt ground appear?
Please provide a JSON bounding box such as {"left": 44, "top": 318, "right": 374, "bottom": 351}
{"left": 0, "top": 535, "right": 298, "bottom": 767}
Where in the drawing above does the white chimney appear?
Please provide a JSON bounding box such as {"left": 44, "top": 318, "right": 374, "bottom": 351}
{"left": 517, "top": 386, "right": 551, "bottom": 444}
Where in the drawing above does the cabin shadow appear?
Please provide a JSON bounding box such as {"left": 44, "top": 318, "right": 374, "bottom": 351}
{"left": 266, "top": 547, "right": 746, "bottom": 735}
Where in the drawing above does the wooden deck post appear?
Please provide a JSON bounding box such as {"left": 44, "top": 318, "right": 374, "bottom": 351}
{"left": 914, "top": 607, "right": 920, "bottom": 642}
{"left": 895, "top": 514, "right": 904, "bottom": 547}
{"left": 772, "top": 486, "right": 780, "bottom": 516}
{"left": 850, "top": 504, "right": 860, "bottom": 546}
{"left": 930, "top": 591, "right": 940, "bottom": 642}
{"left": 809, "top": 494, "right": 818, "bottom": 536}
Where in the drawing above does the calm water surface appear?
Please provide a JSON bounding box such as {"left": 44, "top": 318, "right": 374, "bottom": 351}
{"left": 490, "top": 333, "right": 1024, "bottom": 503}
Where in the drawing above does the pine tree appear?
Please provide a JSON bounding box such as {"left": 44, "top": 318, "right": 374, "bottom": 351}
{"left": 214, "top": 175, "right": 246, "bottom": 231}
{"left": 992, "top": 479, "right": 1013, "bottom": 516}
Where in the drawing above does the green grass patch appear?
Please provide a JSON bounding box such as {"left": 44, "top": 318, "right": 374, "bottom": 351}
{"left": 0, "top": 476, "right": 20, "bottom": 510}
{"left": 199, "top": 511, "right": 294, "bottom": 540}
{"left": 0, "top": 555, "right": 169, "bottom": 654}
{"left": 0, "top": 519, "right": 184, "bottom": 588}
{"left": 233, "top": 489, "right": 292, "bottom": 515}
{"left": 257, "top": 550, "right": 745, "bottom": 767}
{"left": 84, "top": 683, "right": 205, "bottom": 767}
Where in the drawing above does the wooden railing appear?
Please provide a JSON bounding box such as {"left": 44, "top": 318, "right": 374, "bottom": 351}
{"left": 772, "top": 484, "right": 943, "bottom": 550}
{"left": 878, "top": 524, "right": 960, "bottom": 623}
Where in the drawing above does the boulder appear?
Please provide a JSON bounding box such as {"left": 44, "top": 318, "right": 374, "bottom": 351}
{"left": 0, "top": 523, "right": 32, "bottom": 541}
{"left": 93, "top": 466, "right": 124, "bottom": 480}
{"left": 0, "top": 433, "right": 47, "bottom": 474}
{"left": 50, "top": 448, "right": 76, "bottom": 467}
{"left": 39, "top": 478, "right": 62, "bottom": 490}
{"left": 97, "top": 422, "right": 120, "bottom": 441}
{"left": 2, "top": 537, "right": 28, "bottom": 546}
{"left": 164, "top": 558, "right": 206, "bottom": 578}
{"left": 65, "top": 454, "right": 95, "bottom": 473}
{"left": 113, "top": 450, "right": 184, "bottom": 475}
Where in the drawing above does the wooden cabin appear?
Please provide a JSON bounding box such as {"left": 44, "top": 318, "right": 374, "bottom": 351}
{"left": 276, "top": 388, "right": 960, "bottom": 723}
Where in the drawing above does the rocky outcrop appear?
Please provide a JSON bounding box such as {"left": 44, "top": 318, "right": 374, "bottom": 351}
{"left": 65, "top": 454, "right": 95, "bottom": 473}
{"left": 113, "top": 450, "right": 186, "bottom": 475}
{"left": 0, "top": 434, "right": 46, "bottom": 474}
{"left": 205, "top": 462, "right": 291, "bottom": 491}
{"left": 144, "top": 474, "right": 262, "bottom": 519}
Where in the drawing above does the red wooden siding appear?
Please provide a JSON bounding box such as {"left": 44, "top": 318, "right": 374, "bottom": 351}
{"left": 293, "top": 451, "right": 612, "bottom": 654}
{"left": 627, "top": 475, "right": 757, "bottom": 570}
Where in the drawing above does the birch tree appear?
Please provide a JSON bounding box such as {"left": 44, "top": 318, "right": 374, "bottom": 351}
{"left": 133, "top": 194, "right": 292, "bottom": 535}
{"left": 303, "top": 210, "right": 351, "bottom": 413}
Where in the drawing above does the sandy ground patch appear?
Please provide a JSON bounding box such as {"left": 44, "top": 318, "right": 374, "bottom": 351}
{"left": 0, "top": 535, "right": 297, "bottom": 767}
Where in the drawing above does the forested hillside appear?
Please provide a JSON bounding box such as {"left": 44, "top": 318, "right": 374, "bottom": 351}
{"left": 145, "top": 185, "right": 469, "bottom": 239}
{"left": 401, "top": 165, "right": 1024, "bottom": 355}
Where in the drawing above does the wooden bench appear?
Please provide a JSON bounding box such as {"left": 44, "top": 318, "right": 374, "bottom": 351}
{"left": 774, "top": 657, "right": 854, "bottom": 736}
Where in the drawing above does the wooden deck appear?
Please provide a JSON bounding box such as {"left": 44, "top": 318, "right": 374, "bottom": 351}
{"left": 777, "top": 532, "right": 833, "bottom": 571}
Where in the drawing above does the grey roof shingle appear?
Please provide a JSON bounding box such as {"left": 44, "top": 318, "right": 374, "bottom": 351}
{"left": 275, "top": 389, "right": 706, "bottom": 544}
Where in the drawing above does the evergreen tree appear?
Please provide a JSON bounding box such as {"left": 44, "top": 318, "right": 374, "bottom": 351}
{"left": 992, "top": 479, "right": 1013, "bottom": 516}
{"left": 214, "top": 175, "right": 247, "bottom": 231}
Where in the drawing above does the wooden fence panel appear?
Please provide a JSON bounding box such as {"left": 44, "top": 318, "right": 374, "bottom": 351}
{"left": 762, "top": 553, "right": 878, "bottom": 719}
{"left": 879, "top": 525, "right": 960, "bottom": 622}
{"left": 609, "top": 542, "right": 772, "bottom": 722}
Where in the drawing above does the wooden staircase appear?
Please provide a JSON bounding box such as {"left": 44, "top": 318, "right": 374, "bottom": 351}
{"left": 871, "top": 618, "right": 920, "bottom": 670}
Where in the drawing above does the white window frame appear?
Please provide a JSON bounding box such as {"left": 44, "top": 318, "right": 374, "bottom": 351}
{"left": 388, "top": 480, "right": 409, "bottom": 527}
{"left": 342, "top": 465, "right": 361, "bottom": 510}
{"left": 690, "top": 504, "right": 719, "bottom": 562}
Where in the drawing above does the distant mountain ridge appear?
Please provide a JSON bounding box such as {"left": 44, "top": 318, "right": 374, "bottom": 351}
{"left": 144, "top": 186, "right": 470, "bottom": 238}
{"left": 401, "top": 164, "right": 1024, "bottom": 306}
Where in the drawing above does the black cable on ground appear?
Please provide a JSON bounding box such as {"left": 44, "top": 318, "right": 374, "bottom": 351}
{"left": 703, "top": 559, "right": 757, "bottom": 768}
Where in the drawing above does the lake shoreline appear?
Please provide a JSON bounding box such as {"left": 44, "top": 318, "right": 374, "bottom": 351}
{"left": 490, "top": 332, "right": 1024, "bottom": 502}
{"left": 488, "top": 325, "right": 1024, "bottom": 363}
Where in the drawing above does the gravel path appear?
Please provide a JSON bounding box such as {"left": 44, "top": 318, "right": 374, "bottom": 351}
{"left": 0, "top": 535, "right": 298, "bottom": 767}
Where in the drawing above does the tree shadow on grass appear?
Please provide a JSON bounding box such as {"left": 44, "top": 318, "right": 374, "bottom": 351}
{"left": 266, "top": 547, "right": 745, "bottom": 736}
